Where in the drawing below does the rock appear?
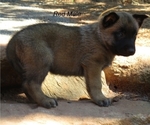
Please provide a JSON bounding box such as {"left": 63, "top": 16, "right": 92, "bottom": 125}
{"left": 41, "top": 71, "right": 115, "bottom": 100}
{"left": 105, "top": 46, "right": 150, "bottom": 95}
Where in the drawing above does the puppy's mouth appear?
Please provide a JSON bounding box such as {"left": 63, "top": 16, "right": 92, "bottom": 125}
{"left": 116, "top": 48, "right": 135, "bottom": 57}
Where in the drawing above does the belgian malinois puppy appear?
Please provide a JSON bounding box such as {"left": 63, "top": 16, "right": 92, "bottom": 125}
{"left": 6, "top": 11, "right": 148, "bottom": 108}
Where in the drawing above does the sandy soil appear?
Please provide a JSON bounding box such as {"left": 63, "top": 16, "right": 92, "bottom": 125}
{"left": 1, "top": 99, "right": 150, "bottom": 125}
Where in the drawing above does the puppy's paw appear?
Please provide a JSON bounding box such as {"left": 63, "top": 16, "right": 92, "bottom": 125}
{"left": 95, "top": 98, "right": 112, "bottom": 107}
{"left": 40, "top": 97, "right": 58, "bottom": 109}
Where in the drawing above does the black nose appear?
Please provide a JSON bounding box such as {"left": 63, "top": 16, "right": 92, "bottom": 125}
{"left": 126, "top": 48, "right": 135, "bottom": 55}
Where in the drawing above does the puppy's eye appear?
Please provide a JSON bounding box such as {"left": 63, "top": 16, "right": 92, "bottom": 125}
{"left": 117, "top": 32, "right": 125, "bottom": 38}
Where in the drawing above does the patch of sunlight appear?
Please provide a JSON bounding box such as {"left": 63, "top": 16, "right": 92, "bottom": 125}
{"left": 0, "top": 2, "right": 66, "bottom": 13}
{"left": 14, "top": 5, "right": 66, "bottom": 13}
{"left": 0, "top": 35, "right": 11, "bottom": 45}
{"left": 0, "top": 112, "right": 119, "bottom": 125}
{"left": 79, "top": 20, "right": 97, "bottom": 24}
{"left": 0, "top": 19, "right": 39, "bottom": 31}
{"left": 0, "top": 118, "right": 64, "bottom": 125}
{"left": 57, "top": 22, "right": 82, "bottom": 26}
{"left": 0, "top": 19, "right": 39, "bottom": 45}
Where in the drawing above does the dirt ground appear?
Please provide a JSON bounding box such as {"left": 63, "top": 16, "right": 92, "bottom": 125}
{"left": 0, "top": 0, "right": 150, "bottom": 125}
{"left": 1, "top": 99, "right": 150, "bottom": 125}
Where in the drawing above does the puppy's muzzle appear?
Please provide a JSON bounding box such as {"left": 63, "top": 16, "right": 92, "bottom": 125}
{"left": 126, "top": 48, "right": 135, "bottom": 55}
{"left": 121, "top": 46, "right": 135, "bottom": 56}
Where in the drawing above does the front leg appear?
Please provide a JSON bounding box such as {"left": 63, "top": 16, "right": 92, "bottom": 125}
{"left": 82, "top": 63, "right": 111, "bottom": 107}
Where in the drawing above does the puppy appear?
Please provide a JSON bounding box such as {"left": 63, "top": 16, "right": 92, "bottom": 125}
{"left": 6, "top": 11, "right": 148, "bottom": 108}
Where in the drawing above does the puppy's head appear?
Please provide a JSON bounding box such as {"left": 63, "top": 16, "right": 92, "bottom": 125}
{"left": 99, "top": 12, "right": 148, "bottom": 56}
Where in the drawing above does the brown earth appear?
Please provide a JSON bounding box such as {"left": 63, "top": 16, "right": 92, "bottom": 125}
{"left": 1, "top": 99, "right": 150, "bottom": 125}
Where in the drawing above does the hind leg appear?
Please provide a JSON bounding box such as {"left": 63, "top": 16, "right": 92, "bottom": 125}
{"left": 22, "top": 63, "right": 58, "bottom": 108}
{"left": 20, "top": 43, "right": 57, "bottom": 108}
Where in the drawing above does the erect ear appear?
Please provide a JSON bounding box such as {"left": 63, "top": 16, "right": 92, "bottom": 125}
{"left": 102, "top": 12, "right": 119, "bottom": 28}
{"left": 133, "top": 14, "right": 148, "bottom": 27}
